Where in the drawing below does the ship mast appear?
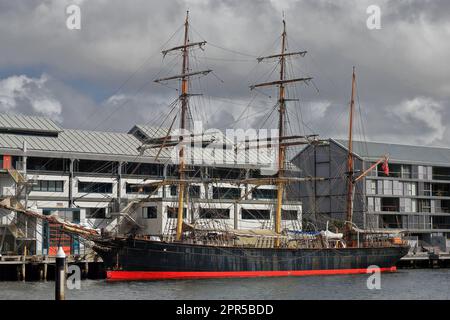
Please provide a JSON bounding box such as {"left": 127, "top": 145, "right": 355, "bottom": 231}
{"left": 250, "top": 20, "right": 311, "bottom": 246}
{"left": 154, "top": 11, "right": 211, "bottom": 241}
{"left": 177, "top": 11, "right": 189, "bottom": 241}
{"left": 275, "top": 20, "right": 287, "bottom": 246}
{"left": 345, "top": 67, "right": 356, "bottom": 244}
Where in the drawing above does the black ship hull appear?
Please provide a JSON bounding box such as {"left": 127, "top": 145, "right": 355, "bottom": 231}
{"left": 93, "top": 237, "right": 409, "bottom": 280}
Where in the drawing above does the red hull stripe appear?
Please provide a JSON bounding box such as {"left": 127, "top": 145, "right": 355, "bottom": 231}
{"left": 107, "top": 266, "right": 397, "bottom": 281}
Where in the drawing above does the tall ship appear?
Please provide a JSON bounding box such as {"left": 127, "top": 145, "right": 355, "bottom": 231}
{"left": 1, "top": 12, "right": 409, "bottom": 280}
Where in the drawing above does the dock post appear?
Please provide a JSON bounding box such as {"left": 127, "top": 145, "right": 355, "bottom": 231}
{"left": 21, "top": 255, "right": 26, "bottom": 281}
{"left": 55, "top": 247, "right": 66, "bottom": 300}
{"left": 84, "top": 261, "right": 89, "bottom": 279}
{"left": 43, "top": 256, "right": 48, "bottom": 281}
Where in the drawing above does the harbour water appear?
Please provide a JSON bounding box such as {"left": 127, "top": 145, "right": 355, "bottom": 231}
{"left": 0, "top": 269, "right": 449, "bottom": 300}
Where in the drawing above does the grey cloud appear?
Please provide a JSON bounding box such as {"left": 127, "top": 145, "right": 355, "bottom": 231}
{"left": 0, "top": 0, "right": 448, "bottom": 148}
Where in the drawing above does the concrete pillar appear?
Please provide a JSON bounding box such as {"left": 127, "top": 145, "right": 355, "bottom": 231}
{"left": 162, "top": 164, "right": 168, "bottom": 198}
{"left": 234, "top": 202, "right": 239, "bottom": 230}
{"left": 117, "top": 162, "right": 123, "bottom": 211}
{"left": 69, "top": 159, "right": 74, "bottom": 208}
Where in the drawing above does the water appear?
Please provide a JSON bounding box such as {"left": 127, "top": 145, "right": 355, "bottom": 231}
{"left": 0, "top": 269, "right": 449, "bottom": 300}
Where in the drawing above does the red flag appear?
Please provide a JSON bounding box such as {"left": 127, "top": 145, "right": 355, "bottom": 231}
{"left": 381, "top": 159, "right": 389, "bottom": 176}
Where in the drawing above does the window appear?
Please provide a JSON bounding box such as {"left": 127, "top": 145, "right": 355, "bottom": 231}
{"left": 78, "top": 182, "right": 112, "bottom": 193}
{"left": 253, "top": 189, "right": 277, "bottom": 200}
{"left": 383, "top": 180, "right": 393, "bottom": 195}
{"left": 432, "top": 166, "right": 450, "bottom": 181}
{"left": 241, "top": 209, "right": 270, "bottom": 220}
{"left": 424, "top": 183, "right": 431, "bottom": 196}
{"left": 403, "top": 198, "right": 417, "bottom": 213}
{"left": 76, "top": 160, "right": 117, "bottom": 174}
{"left": 401, "top": 165, "right": 412, "bottom": 179}
{"left": 393, "top": 181, "right": 403, "bottom": 196}
{"left": 209, "top": 168, "right": 243, "bottom": 179}
{"left": 379, "top": 163, "right": 400, "bottom": 177}
{"left": 85, "top": 208, "right": 107, "bottom": 219}
{"left": 27, "top": 157, "right": 68, "bottom": 172}
{"left": 381, "top": 197, "right": 399, "bottom": 212}
{"left": 213, "top": 187, "right": 241, "bottom": 199}
{"left": 405, "top": 182, "right": 417, "bottom": 196}
{"left": 281, "top": 210, "right": 298, "bottom": 220}
{"left": 167, "top": 206, "right": 187, "bottom": 219}
{"left": 432, "top": 216, "right": 450, "bottom": 229}
{"left": 170, "top": 185, "right": 177, "bottom": 196}
{"left": 125, "top": 183, "right": 158, "bottom": 194}
{"left": 418, "top": 199, "right": 431, "bottom": 213}
{"left": 32, "top": 180, "right": 64, "bottom": 192}
{"left": 123, "top": 162, "right": 164, "bottom": 176}
{"left": 367, "top": 197, "right": 375, "bottom": 212}
{"left": 188, "top": 185, "right": 201, "bottom": 198}
{"left": 199, "top": 208, "right": 230, "bottom": 219}
{"left": 143, "top": 207, "right": 157, "bottom": 219}
{"left": 366, "top": 180, "right": 377, "bottom": 195}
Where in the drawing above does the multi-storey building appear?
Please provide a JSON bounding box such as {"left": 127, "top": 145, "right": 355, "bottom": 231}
{"left": 293, "top": 139, "right": 450, "bottom": 252}
{"left": 0, "top": 113, "right": 302, "bottom": 256}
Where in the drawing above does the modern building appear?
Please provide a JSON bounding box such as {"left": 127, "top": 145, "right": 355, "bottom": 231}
{"left": 0, "top": 113, "right": 302, "bottom": 257}
{"left": 293, "top": 138, "right": 450, "bottom": 253}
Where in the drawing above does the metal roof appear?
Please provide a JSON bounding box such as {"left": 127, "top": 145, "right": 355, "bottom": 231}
{"left": 0, "top": 113, "right": 62, "bottom": 134}
{"left": 0, "top": 114, "right": 275, "bottom": 168}
{"left": 333, "top": 139, "right": 450, "bottom": 165}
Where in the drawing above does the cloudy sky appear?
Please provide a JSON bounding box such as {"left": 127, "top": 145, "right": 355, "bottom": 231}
{"left": 0, "top": 0, "right": 449, "bottom": 147}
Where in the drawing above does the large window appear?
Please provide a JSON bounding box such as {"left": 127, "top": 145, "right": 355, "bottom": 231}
{"left": 78, "top": 182, "right": 112, "bottom": 193}
{"left": 27, "top": 157, "right": 68, "bottom": 172}
{"left": 252, "top": 189, "right": 277, "bottom": 200}
{"left": 381, "top": 197, "right": 399, "bottom": 212}
{"left": 433, "top": 166, "right": 450, "bottom": 181}
{"left": 209, "top": 168, "right": 244, "bottom": 179}
{"left": 241, "top": 209, "right": 270, "bottom": 220}
{"left": 401, "top": 165, "right": 412, "bottom": 179}
{"left": 123, "top": 162, "right": 164, "bottom": 176}
{"left": 125, "top": 183, "right": 158, "bottom": 195}
{"left": 378, "top": 163, "right": 401, "bottom": 178}
{"left": 418, "top": 199, "right": 431, "bottom": 213}
{"left": 85, "top": 208, "right": 107, "bottom": 219}
{"left": 213, "top": 187, "right": 241, "bottom": 199}
{"left": 75, "top": 160, "right": 117, "bottom": 174}
{"left": 404, "top": 182, "right": 417, "bottom": 196}
{"left": 383, "top": 180, "right": 393, "bottom": 195}
{"left": 143, "top": 207, "right": 157, "bottom": 219}
{"left": 281, "top": 210, "right": 298, "bottom": 220}
{"left": 32, "top": 180, "right": 64, "bottom": 192}
{"left": 432, "top": 216, "right": 450, "bottom": 229}
{"left": 199, "top": 208, "right": 230, "bottom": 219}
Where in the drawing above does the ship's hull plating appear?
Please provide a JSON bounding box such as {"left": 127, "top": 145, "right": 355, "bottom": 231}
{"left": 93, "top": 238, "right": 409, "bottom": 281}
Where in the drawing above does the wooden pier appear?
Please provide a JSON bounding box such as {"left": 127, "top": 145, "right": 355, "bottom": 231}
{"left": 0, "top": 254, "right": 105, "bottom": 281}
{"left": 398, "top": 252, "right": 450, "bottom": 269}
